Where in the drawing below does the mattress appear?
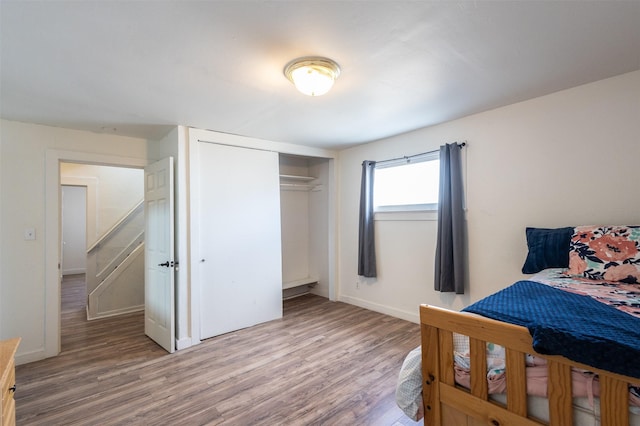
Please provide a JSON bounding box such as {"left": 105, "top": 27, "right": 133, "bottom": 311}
{"left": 396, "top": 268, "right": 640, "bottom": 422}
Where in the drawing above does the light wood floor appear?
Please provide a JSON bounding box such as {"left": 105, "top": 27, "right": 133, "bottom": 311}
{"left": 15, "top": 275, "right": 423, "bottom": 425}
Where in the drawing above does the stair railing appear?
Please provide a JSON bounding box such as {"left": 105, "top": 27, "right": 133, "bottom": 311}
{"left": 86, "top": 201, "right": 144, "bottom": 296}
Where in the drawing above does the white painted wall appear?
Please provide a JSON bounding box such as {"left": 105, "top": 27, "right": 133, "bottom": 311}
{"left": 61, "top": 185, "right": 87, "bottom": 275}
{"left": 308, "top": 158, "right": 332, "bottom": 299}
{"left": 0, "top": 119, "right": 148, "bottom": 363}
{"left": 280, "top": 156, "right": 312, "bottom": 284}
{"left": 60, "top": 163, "right": 143, "bottom": 246}
{"left": 281, "top": 189, "right": 311, "bottom": 282}
{"left": 338, "top": 70, "right": 640, "bottom": 323}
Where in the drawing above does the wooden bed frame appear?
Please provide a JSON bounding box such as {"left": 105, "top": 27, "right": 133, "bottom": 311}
{"left": 420, "top": 304, "right": 639, "bottom": 426}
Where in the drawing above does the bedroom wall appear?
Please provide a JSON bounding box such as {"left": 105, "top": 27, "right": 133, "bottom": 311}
{"left": 337, "top": 70, "right": 640, "bottom": 323}
{"left": 279, "top": 156, "right": 313, "bottom": 285}
{"left": 0, "top": 119, "right": 148, "bottom": 363}
{"left": 308, "top": 158, "right": 333, "bottom": 299}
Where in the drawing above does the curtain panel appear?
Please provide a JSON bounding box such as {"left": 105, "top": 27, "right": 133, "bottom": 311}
{"left": 358, "top": 160, "right": 377, "bottom": 277}
{"left": 434, "top": 143, "right": 465, "bottom": 293}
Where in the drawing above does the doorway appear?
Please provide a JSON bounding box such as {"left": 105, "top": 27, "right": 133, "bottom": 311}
{"left": 60, "top": 162, "right": 144, "bottom": 324}
{"left": 44, "top": 151, "right": 147, "bottom": 358}
{"left": 60, "top": 185, "right": 88, "bottom": 351}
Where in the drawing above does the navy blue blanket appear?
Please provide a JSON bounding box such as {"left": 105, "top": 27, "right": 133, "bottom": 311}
{"left": 462, "top": 280, "right": 640, "bottom": 379}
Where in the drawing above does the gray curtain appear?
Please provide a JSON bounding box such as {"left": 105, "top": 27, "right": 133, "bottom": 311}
{"left": 358, "top": 160, "right": 377, "bottom": 277}
{"left": 434, "top": 143, "right": 465, "bottom": 293}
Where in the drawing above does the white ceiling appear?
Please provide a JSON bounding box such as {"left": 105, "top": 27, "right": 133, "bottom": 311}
{"left": 1, "top": 1, "right": 639, "bottom": 149}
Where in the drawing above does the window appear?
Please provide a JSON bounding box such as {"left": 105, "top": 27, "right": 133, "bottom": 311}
{"left": 374, "top": 152, "right": 439, "bottom": 212}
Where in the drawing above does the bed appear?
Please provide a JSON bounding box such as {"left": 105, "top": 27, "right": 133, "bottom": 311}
{"left": 397, "top": 225, "right": 640, "bottom": 425}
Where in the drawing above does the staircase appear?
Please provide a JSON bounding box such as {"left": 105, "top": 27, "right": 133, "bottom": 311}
{"left": 85, "top": 201, "right": 145, "bottom": 320}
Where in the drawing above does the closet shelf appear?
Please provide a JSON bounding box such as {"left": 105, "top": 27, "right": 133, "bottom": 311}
{"left": 279, "top": 174, "right": 316, "bottom": 182}
{"left": 283, "top": 276, "right": 319, "bottom": 290}
{"left": 279, "top": 174, "right": 322, "bottom": 191}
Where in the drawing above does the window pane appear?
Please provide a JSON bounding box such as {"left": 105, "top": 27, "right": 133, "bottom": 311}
{"left": 374, "top": 160, "right": 439, "bottom": 208}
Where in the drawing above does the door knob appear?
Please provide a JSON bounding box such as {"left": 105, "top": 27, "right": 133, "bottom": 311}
{"left": 158, "top": 261, "right": 170, "bottom": 267}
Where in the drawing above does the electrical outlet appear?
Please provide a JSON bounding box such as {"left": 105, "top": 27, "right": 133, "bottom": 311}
{"left": 356, "top": 280, "right": 360, "bottom": 289}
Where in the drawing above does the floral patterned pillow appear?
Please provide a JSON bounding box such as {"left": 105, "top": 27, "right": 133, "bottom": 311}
{"left": 566, "top": 225, "right": 640, "bottom": 283}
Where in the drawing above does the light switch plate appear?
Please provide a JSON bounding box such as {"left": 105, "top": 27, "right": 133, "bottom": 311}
{"left": 24, "top": 228, "right": 36, "bottom": 240}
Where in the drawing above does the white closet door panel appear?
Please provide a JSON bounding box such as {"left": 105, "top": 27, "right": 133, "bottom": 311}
{"left": 198, "top": 143, "right": 282, "bottom": 339}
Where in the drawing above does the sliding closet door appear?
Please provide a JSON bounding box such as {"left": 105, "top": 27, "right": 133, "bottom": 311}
{"left": 197, "top": 142, "right": 283, "bottom": 339}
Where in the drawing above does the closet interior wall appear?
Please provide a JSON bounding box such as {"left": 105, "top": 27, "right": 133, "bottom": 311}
{"left": 279, "top": 154, "right": 330, "bottom": 299}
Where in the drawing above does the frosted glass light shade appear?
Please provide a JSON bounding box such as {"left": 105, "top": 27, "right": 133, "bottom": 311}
{"left": 284, "top": 57, "right": 340, "bottom": 96}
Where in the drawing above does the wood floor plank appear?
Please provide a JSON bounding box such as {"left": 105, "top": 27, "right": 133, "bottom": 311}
{"left": 15, "top": 275, "right": 423, "bottom": 425}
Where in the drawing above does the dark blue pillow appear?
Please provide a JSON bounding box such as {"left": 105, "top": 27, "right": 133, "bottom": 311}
{"left": 522, "top": 227, "right": 574, "bottom": 274}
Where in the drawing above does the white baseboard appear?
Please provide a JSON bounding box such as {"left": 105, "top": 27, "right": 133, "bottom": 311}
{"left": 62, "top": 268, "right": 86, "bottom": 276}
{"left": 15, "top": 347, "right": 47, "bottom": 366}
{"left": 87, "top": 304, "right": 144, "bottom": 321}
{"left": 338, "top": 294, "right": 420, "bottom": 324}
{"left": 309, "top": 286, "right": 329, "bottom": 299}
{"left": 176, "top": 337, "right": 194, "bottom": 351}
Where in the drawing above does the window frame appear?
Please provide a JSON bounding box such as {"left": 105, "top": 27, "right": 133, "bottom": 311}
{"left": 373, "top": 150, "right": 440, "bottom": 216}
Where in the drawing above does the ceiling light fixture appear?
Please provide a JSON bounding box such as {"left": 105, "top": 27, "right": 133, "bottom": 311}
{"left": 284, "top": 57, "right": 340, "bottom": 96}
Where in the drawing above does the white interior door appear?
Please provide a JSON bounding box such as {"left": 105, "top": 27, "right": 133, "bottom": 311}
{"left": 144, "top": 157, "right": 175, "bottom": 353}
{"left": 197, "top": 143, "right": 282, "bottom": 339}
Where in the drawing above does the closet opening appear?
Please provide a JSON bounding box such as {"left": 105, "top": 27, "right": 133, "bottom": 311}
{"left": 279, "top": 154, "right": 331, "bottom": 300}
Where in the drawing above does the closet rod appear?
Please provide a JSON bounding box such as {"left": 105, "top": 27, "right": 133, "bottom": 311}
{"left": 280, "top": 183, "right": 313, "bottom": 188}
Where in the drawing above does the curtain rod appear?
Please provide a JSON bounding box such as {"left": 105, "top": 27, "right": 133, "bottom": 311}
{"left": 373, "top": 141, "right": 466, "bottom": 166}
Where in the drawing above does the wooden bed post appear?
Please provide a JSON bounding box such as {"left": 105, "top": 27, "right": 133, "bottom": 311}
{"left": 600, "top": 374, "right": 630, "bottom": 425}
{"left": 421, "top": 306, "right": 441, "bottom": 425}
